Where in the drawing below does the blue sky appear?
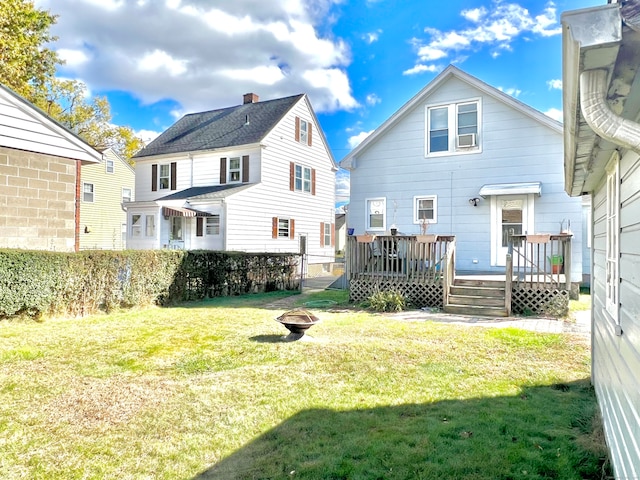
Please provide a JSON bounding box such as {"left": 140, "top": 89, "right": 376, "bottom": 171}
{"left": 35, "top": 0, "right": 603, "bottom": 208}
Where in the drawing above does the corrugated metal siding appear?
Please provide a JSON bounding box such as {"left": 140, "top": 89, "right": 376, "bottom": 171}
{"left": 591, "top": 149, "right": 640, "bottom": 480}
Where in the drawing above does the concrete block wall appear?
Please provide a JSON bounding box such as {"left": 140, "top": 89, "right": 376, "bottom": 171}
{"left": 0, "top": 146, "right": 77, "bottom": 251}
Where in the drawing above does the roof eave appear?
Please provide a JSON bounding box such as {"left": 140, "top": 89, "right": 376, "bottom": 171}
{"left": 561, "top": 3, "right": 623, "bottom": 196}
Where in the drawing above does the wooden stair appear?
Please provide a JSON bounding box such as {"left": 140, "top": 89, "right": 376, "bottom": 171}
{"left": 444, "top": 278, "right": 508, "bottom": 317}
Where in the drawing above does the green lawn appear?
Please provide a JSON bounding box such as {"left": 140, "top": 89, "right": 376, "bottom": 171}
{"left": 0, "top": 291, "right": 608, "bottom": 479}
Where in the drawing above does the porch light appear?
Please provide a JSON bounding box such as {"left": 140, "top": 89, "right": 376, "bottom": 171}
{"left": 469, "top": 197, "right": 480, "bottom": 207}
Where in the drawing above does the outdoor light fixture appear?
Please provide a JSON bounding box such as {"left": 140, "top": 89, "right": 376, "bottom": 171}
{"left": 468, "top": 197, "right": 480, "bottom": 207}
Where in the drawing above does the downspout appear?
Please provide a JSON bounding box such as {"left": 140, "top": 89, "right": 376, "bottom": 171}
{"left": 580, "top": 69, "right": 640, "bottom": 152}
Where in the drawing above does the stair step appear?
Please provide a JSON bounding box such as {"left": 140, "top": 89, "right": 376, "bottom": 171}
{"left": 450, "top": 285, "right": 505, "bottom": 297}
{"left": 448, "top": 295, "right": 505, "bottom": 307}
{"left": 454, "top": 279, "right": 506, "bottom": 288}
{"left": 444, "top": 304, "right": 508, "bottom": 317}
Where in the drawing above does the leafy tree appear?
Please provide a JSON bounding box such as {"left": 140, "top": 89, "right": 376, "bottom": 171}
{"left": 0, "top": 1, "right": 144, "bottom": 159}
{"left": 37, "top": 78, "right": 144, "bottom": 161}
{"left": 0, "top": 0, "right": 60, "bottom": 99}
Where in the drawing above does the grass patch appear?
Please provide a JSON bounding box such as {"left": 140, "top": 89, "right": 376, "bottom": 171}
{"left": 570, "top": 294, "right": 591, "bottom": 312}
{"left": 0, "top": 291, "right": 608, "bottom": 479}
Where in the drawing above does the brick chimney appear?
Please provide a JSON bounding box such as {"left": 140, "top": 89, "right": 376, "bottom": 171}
{"left": 243, "top": 93, "right": 259, "bottom": 104}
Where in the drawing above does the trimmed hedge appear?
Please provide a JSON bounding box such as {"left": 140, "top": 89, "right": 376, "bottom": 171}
{"left": 0, "top": 249, "right": 300, "bottom": 319}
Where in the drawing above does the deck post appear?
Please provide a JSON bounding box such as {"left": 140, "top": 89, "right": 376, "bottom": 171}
{"left": 505, "top": 253, "right": 513, "bottom": 316}
{"left": 564, "top": 237, "right": 572, "bottom": 292}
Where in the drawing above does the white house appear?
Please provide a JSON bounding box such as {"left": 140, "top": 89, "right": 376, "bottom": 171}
{"left": 563, "top": 1, "right": 640, "bottom": 477}
{"left": 340, "top": 66, "right": 583, "bottom": 279}
{"left": 127, "top": 93, "right": 336, "bottom": 269}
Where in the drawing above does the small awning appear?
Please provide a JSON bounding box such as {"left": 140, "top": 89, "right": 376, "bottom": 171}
{"left": 162, "top": 206, "right": 209, "bottom": 217}
{"left": 479, "top": 182, "right": 542, "bottom": 198}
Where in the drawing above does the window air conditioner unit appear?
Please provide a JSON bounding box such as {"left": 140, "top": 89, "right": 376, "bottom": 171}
{"left": 458, "top": 133, "right": 477, "bottom": 147}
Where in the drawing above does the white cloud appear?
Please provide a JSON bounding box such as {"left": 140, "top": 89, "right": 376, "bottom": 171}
{"left": 461, "top": 7, "right": 487, "bottom": 23}
{"left": 347, "top": 130, "right": 374, "bottom": 149}
{"left": 407, "top": 1, "right": 563, "bottom": 74}
{"left": 220, "top": 66, "right": 286, "bottom": 85}
{"left": 35, "top": 0, "right": 356, "bottom": 114}
{"left": 498, "top": 86, "right": 522, "bottom": 98}
{"left": 366, "top": 94, "right": 381, "bottom": 106}
{"left": 138, "top": 50, "right": 188, "bottom": 76}
{"left": 547, "top": 79, "right": 562, "bottom": 90}
{"left": 364, "top": 30, "right": 382, "bottom": 44}
{"left": 335, "top": 170, "right": 350, "bottom": 201}
{"left": 403, "top": 64, "right": 441, "bottom": 76}
{"left": 57, "top": 48, "right": 90, "bottom": 67}
{"left": 544, "top": 107, "right": 563, "bottom": 122}
{"left": 135, "top": 129, "right": 162, "bottom": 144}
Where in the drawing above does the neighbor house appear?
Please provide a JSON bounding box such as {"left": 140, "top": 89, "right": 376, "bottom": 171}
{"left": 126, "top": 93, "right": 336, "bottom": 272}
{"left": 563, "top": 1, "right": 640, "bottom": 476}
{"left": 0, "top": 83, "right": 102, "bottom": 252}
{"left": 340, "top": 66, "right": 583, "bottom": 315}
{"left": 79, "top": 147, "right": 135, "bottom": 250}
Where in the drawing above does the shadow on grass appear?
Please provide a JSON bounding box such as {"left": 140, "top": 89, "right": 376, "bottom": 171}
{"left": 193, "top": 379, "right": 610, "bottom": 480}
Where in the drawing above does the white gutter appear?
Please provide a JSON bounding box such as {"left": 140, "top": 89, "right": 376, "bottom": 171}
{"left": 580, "top": 69, "right": 640, "bottom": 153}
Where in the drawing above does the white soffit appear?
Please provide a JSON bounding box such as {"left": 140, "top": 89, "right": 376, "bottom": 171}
{"left": 479, "top": 182, "right": 542, "bottom": 198}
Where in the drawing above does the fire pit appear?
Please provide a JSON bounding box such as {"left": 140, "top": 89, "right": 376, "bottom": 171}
{"left": 275, "top": 309, "right": 321, "bottom": 341}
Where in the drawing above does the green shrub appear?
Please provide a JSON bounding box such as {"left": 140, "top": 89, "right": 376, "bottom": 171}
{"left": 367, "top": 289, "right": 407, "bottom": 312}
{"left": 0, "top": 249, "right": 300, "bottom": 320}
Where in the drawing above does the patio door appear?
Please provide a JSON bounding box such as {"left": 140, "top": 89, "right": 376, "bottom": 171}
{"left": 491, "top": 195, "right": 533, "bottom": 266}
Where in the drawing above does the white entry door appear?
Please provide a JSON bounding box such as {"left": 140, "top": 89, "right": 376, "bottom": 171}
{"left": 491, "top": 195, "right": 534, "bottom": 266}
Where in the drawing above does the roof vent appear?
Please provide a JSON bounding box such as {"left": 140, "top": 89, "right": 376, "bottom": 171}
{"left": 245, "top": 114, "right": 250, "bottom": 125}
{"left": 243, "top": 93, "right": 259, "bottom": 104}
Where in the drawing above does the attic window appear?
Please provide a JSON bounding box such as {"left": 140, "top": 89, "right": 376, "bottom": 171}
{"left": 426, "top": 99, "right": 480, "bottom": 156}
{"left": 295, "top": 116, "right": 312, "bottom": 146}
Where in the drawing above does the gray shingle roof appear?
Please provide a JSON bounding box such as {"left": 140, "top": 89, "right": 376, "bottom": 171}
{"left": 134, "top": 94, "right": 304, "bottom": 158}
{"left": 157, "top": 183, "right": 254, "bottom": 200}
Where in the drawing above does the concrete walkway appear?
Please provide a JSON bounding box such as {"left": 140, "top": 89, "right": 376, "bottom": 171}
{"left": 383, "top": 308, "right": 591, "bottom": 337}
{"left": 273, "top": 276, "right": 591, "bottom": 338}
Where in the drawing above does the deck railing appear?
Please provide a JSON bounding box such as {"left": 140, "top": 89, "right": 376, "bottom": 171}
{"left": 346, "top": 234, "right": 455, "bottom": 283}
{"left": 509, "top": 233, "right": 572, "bottom": 290}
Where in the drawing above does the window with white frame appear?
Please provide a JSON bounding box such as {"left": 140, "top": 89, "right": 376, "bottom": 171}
{"left": 299, "top": 119, "right": 309, "bottom": 144}
{"left": 414, "top": 195, "right": 437, "bottom": 224}
{"left": 605, "top": 158, "right": 619, "bottom": 320}
{"left": 278, "top": 218, "right": 290, "bottom": 237}
{"left": 295, "top": 164, "right": 312, "bottom": 193}
{"left": 159, "top": 164, "right": 171, "bottom": 189}
{"left": 366, "top": 198, "right": 386, "bottom": 231}
{"left": 170, "top": 217, "right": 182, "bottom": 240}
{"left": 426, "top": 99, "right": 480, "bottom": 155}
{"left": 228, "top": 157, "right": 241, "bottom": 183}
{"left": 323, "top": 223, "right": 331, "bottom": 246}
{"left": 122, "top": 188, "right": 132, "bottom": 203}
{"left": 145, "top": 215, "right": 156, "bottom": 237}
{"left": 206, "top": 216, "right": 220, "bottom": 235}
{"left": 131, "top": 214, "right": 142, "bottom": 237}
{"left": 106, "top": 158, "right": 114, "bottom": 173}
{"left": 83, "top": 183, "right": 94, "bottom": 202}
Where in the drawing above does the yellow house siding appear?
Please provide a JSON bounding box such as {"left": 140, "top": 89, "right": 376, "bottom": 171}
{"left": 79, "top": 150, "right": 135, "bottom": 250}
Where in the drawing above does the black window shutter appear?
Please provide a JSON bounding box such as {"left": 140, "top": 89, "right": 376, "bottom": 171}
{"left": 170, "top": 162, "right": 177, "bottom": 190}
{"left": 220, "top": 158, "right": 227, "bottom": 184}
{"left": 196, "top": 217, "right": 203, "bottom": 237}
{"left": 242, "top": 155, "right": 249, "bottom": 183}
{"left": 151, "top": 164, "right": 158, "bottom": 192}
